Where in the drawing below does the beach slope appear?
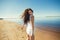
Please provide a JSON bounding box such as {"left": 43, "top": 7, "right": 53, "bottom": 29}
{"left": 0, "top": 20, "right": 59, "bottom": 40}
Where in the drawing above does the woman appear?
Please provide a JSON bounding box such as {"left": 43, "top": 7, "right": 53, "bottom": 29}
{"left": 21, "top": 8, "right": 34, "bottom": 40}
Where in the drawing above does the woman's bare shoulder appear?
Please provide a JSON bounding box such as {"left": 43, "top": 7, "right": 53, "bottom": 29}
{"left": 32, "top": 15, "right": 34, "bottom": 18}
{"left": 31, "top": 15, "right": 34, "bottom": 20}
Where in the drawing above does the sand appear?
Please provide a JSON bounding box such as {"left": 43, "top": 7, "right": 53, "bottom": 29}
{"left": 0, "top": 20, "right": 60, "bottom": 40}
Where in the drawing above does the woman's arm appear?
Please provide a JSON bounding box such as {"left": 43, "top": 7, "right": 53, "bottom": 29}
{"left": 31, "top": 16, "right": 34, "bottom": 31}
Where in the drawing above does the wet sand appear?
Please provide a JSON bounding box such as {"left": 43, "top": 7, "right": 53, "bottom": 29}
{"left": 35, "top": 27, "right": 60, "bottom": 40}
{"left": 0, "top": 20, "right": 60, "bottom": 40}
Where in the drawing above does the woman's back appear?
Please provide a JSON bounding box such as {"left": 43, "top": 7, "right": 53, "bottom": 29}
{"left": 26, "top": 15, "right": 33, "bottom": 29}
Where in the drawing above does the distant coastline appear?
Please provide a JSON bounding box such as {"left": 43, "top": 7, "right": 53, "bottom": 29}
{"left": 0, "top": 18, "right": 3, "bottom": 20}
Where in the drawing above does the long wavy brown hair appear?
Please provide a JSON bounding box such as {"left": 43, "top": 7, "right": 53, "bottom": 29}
{"left": 22, "top": 8, "right": 33, "bottom": 24}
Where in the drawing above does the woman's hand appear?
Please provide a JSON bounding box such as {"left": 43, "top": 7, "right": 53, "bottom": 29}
{"left": 21, "top": 26, "right": 24, "bottom": 30}
{"left": 21, "top": 24, "right": 25, "bottom": 31}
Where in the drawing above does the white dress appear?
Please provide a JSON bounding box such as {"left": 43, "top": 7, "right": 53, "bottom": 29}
{"left": 26, "top": 15, "right": 34, "bottom": 36}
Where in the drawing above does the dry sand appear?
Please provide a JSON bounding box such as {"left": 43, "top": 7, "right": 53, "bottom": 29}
{"left": 0, "top": 20, "right": 60, "bottom": 40}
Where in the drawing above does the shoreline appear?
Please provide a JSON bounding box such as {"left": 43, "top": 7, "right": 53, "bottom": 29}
{"left": 35, "top": 26, "right": 60, "bottom": 33}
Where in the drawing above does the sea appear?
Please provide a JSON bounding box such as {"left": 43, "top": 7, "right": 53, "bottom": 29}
{"left": 3, "top": 17, "right": 60, "bottom": 31}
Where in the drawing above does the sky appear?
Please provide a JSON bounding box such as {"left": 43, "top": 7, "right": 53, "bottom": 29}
{"left": 0, "top": 0, "right": 60, "bottom": 21}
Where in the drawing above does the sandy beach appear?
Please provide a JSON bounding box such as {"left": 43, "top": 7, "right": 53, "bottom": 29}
{"left": 0, "top": 20, "right": 60, "bottom": 40}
